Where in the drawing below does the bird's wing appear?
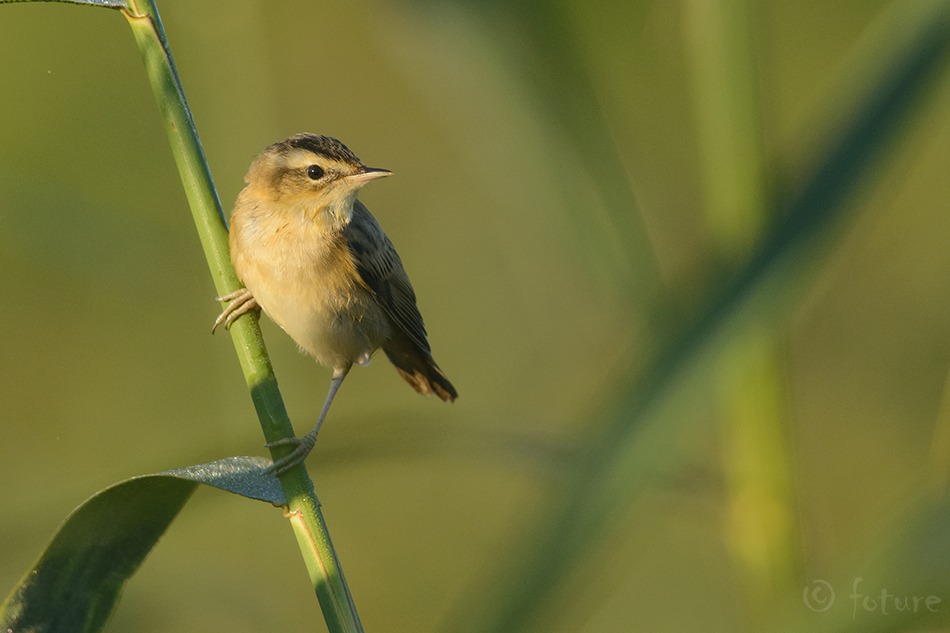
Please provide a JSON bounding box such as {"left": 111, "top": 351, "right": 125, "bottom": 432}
{"left": 344, "top": 200, "right": 432, "bottom": 354}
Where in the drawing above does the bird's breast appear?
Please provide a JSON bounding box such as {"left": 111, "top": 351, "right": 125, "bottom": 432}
{"left": 230, "top": 200, "right": 391, "bottom": 369}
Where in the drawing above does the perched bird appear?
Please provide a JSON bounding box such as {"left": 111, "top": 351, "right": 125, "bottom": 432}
{"left": 214, "top": 134, "right": 457, "bottom": 475}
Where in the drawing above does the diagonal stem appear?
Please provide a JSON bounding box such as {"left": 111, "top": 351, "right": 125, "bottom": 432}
{"left": 120, "top": 0, "right": 362, "bottom": 630}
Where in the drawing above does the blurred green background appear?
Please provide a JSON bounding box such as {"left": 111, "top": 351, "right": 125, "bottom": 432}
{"left": 3, "top": 0, "right": 950, "bottom": 631}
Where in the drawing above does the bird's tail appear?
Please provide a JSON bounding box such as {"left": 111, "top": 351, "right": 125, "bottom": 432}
{"left": 383, "top": 332, "right": 458, "bottom": 402}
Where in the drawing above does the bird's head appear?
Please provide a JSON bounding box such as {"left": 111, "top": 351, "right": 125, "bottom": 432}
{"left": 245, "top": 133, "right": 391, "bottom": 227}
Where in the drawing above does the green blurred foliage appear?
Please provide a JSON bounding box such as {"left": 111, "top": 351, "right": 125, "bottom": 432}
{"left": 2, "top": 0, "right": 950, "bottom": 632}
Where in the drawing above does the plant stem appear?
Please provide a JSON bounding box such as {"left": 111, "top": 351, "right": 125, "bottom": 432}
{"left": 121, "top": 1, "right": 362, "bottom": 630}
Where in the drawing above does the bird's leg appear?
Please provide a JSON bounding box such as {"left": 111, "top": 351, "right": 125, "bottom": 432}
{"left": 265, "top": 363, "right": 352, "bottom": 476}
{"left": 212, "top": 288, "right": 259, "bottom": 333}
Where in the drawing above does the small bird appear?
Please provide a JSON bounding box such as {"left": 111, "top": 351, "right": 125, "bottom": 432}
{"left": 214, "top": 134, "right": 457, "bottom": 475}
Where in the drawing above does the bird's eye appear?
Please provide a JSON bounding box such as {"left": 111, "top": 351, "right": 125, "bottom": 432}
{"left": 306, "top": 165, "right": 325, "bottom": 180}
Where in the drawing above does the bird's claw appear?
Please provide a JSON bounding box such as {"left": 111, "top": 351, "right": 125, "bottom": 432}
{"left": 212, "top": 288, "right": 259, "bottom": 334}
{"left": 264, "top": 432, "right": 318, "bottom": 477}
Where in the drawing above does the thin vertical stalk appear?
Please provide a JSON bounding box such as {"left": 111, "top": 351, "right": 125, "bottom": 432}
{"left": 683, "top": 0, "right": 766, "bottom": 257}
{"left": 684, "top": 0, "right": 798, "bottom": 621}
{"left": 121, "top": 1, "right": 362, "bottom": 630}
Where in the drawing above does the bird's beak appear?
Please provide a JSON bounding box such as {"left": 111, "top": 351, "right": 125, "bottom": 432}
{"left": 344, "top": 167, "right": 392, "bottom": 187}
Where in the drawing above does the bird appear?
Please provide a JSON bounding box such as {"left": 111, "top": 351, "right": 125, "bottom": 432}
{"left": 213, "top": 133, "right": 457, "bottom": 475}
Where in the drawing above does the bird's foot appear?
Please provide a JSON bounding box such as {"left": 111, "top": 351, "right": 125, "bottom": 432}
{"left": 212, "top": 288, "right": 259, "bottom": 333}
{"left": 264, "top": 431, "right": 318, "bottom": 477}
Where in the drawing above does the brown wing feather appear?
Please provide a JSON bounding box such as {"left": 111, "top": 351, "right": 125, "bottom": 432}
{"left": 345, "top": 201, "right": 457, "bottom": 401}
